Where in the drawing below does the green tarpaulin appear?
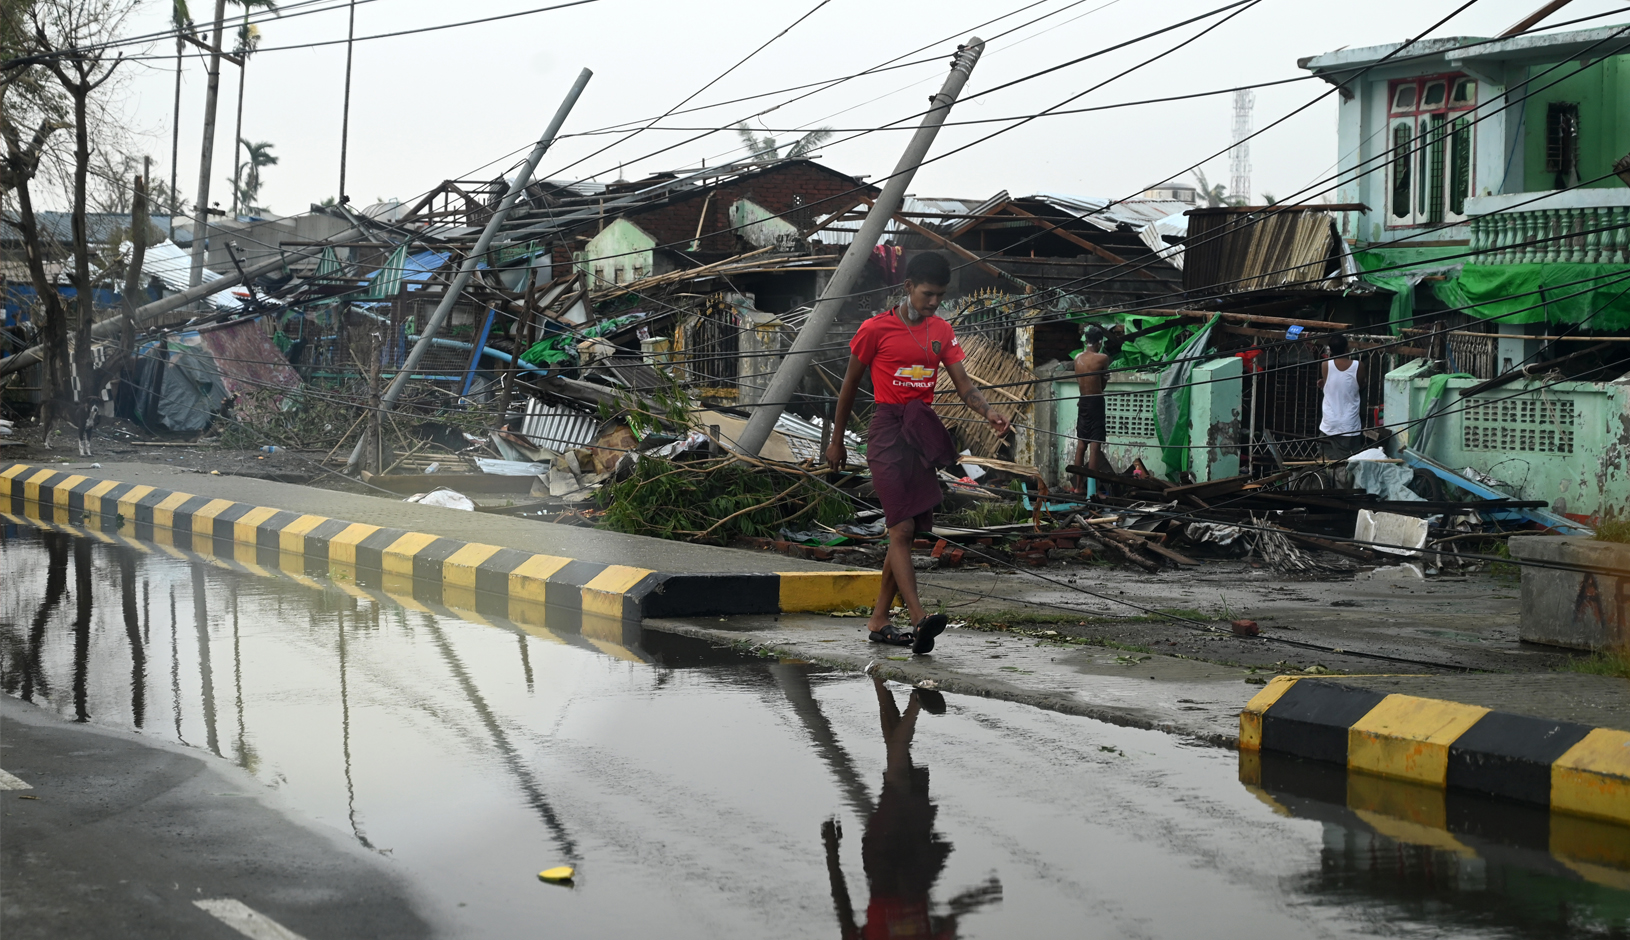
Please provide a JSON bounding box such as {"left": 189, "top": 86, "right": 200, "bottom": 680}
{"left": 1154, "top": 318, "right": 1216, "bottom": 475}
{"left": 1356, "top": 249, "right": 1630, "bottom": 332}
{"left": 1436, "top": 263, "right": 1630, "bottom": 330}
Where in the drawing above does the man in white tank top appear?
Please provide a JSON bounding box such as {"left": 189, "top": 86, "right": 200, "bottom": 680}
{"left": 1317, "top": 333, "right": 1364, "bottom": 460}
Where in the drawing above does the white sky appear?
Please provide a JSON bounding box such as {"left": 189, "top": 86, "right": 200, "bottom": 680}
{"left": 99, "top": 0, "right": 1630, "bottom": 217}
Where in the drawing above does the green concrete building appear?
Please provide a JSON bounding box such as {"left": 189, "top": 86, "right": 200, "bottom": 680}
{"left": 1296, "top": 23, "right": 1630, "bottom": 519}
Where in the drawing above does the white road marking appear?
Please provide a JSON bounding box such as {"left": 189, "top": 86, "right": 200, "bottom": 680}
{"left": 0, "top": 768, "right": 32, "bottom": 790}
{"left": 193, "top": 899, "right": 309, "bottom": 940}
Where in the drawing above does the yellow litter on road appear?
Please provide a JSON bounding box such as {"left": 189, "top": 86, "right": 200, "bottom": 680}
{"left": 537, "top": 866, "right": 575, "bottom": 884}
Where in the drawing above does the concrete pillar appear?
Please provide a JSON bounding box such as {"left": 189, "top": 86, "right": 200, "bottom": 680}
{"left": 1189, "top": 357, "right": 1243, "bottom": 482}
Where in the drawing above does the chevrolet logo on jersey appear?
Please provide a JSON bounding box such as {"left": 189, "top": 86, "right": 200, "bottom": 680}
{"left": 893, "top": 364, "right": 936, "bottom": 381}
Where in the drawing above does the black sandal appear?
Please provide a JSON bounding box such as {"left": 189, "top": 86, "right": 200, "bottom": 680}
{"left": 868, "top": 625, "right": 914, "bottom": 646}
{"left": 912, "top": 614, "right": 948, "bottom": 655}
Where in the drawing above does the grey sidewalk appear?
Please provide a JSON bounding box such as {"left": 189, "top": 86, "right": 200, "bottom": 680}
{"left": 644, "top": 613, "right": 1629, "bottom": 747}
{"left": 18, "top": 461, "right": 839, "bottom": 575}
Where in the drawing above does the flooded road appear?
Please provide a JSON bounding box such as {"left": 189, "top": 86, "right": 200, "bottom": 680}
{"left": 4, "top": 522, "right": 1629, "bottom": 939}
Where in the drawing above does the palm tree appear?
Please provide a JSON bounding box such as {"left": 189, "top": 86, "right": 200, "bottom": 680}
{"left": 231, "top": 138, "right": 277, "bottom": 214}
{"left": 784, "top": 127, "right": 832, "bottom": 159}
{"left": 227, "top": 0, "right": 276, "bottom": 217}
{"left": 734, "top": 122, "right": 834, "bottom": 164}
{"left": 1191, "top": 169, "right": 1228, "bottom": 208}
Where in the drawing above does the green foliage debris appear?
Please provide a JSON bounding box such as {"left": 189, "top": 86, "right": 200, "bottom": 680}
{"left": 597, "top": 455, "right": 852, "bottom": 544}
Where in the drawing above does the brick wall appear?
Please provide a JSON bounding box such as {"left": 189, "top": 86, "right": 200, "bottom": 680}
{"left": 627, "top": 161, "right": 873, "bottom": 258}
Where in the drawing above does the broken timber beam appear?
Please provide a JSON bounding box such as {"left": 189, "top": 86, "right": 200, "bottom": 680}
{"left": 999, "top": 203, "right": 1158, "bottom": 279}
{"left": 862, "top": 197, "right": 1026, "bottom": 288}
{"left": 1066, "top": 465, "right": 1172, "bottom": 493}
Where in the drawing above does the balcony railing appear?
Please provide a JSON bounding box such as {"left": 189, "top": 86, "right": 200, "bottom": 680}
{"left": 1466, "top": 190, "right": 1630, "bottom": 265}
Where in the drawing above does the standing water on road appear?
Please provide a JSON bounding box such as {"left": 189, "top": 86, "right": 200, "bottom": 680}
{"left": 4, "top": 523, "right": 1628, "bottom": 938}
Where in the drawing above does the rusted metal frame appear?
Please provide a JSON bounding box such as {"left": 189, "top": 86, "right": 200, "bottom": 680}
{"left": 998, "top": 203, "right": 1158, "bottom": 280}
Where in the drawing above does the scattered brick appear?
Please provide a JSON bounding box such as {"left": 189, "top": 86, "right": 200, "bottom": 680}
{"left": 1230, "top": 619, "right": 1261, "bottom": 637}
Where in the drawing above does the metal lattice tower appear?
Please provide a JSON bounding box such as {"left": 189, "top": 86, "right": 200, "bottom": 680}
{"left": 1230, "top": 89, "right": 1255, "bottom": 204}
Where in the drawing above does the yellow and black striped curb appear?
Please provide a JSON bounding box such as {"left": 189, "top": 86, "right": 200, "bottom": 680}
{"left": 1240, "top": 748, "right": 1630, "bottom": 892}
{"left": 1, "top": 463, "right": 880, "bottom": 621}
{"left": 1241, "top": 675, "right": 1630, "bottom": 826}
{"left": 2, "top": 507, "right": 661, "bottom": 664}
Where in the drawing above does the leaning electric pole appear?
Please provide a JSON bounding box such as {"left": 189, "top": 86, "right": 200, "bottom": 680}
{"left": 736, "top": 39, "right": 984, "bottom": 457}
{"left": 188, "top": 0, "right": 229, "bottom": 288}
{"left": 345, "top": 68, "right": 593, "bottom": 473}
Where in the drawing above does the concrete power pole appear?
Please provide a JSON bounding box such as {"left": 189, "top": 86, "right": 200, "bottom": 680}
{"left": 345, "top": 68, "right": 593, "bottom": 473}
{"left": 736, "top": 39, "right": 984, "bottom": 457}
{"left": 1230, "top": 88, "right": 1254, "bottom": 206}
{"left": 188, "top": 0, "right": 229, "bottom": 288}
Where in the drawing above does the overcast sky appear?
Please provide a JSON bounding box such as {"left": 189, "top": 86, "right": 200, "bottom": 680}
{"left": 100, "top": 0, "right": 1630, "bottom": 217}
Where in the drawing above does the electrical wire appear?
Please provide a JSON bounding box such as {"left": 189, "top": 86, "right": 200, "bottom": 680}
{"left": 2, "top": 1, "right": 604, "bottom": 69}
{"left": 513, "top": 10, "right": 1630, "bottom": 320}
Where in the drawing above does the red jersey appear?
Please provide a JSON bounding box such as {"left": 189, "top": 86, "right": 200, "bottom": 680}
{"left": 849, "top": 309, "right": 966, "bottom": 405}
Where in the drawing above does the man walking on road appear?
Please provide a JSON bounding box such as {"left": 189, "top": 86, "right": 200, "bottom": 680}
{"left": 1069, "top": 325, "right": 1110, "bottom": 493}
{"left": 825, "top": 252, "right": 1010, "bottom": 654}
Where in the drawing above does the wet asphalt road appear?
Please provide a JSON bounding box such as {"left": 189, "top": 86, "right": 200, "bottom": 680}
{"left": 4, "top": 524, "right": 1629, "bottom": 939}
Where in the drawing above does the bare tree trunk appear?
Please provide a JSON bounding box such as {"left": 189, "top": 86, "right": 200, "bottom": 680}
{"left": 5, "top": 154, "right": 69, "bottom": 406}
{"left": 121, "top": 167, "right": 149, "bottom": 354}
{"left": 66, "top": 74, "right": 96, "bottom": 401}
{"left": 0, "top": 104, "right": 70, "bottom": 404}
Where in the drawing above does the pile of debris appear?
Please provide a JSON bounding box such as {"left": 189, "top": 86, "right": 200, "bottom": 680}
{"left": 731, "top": 445, "right": 1558, "bottom": 576}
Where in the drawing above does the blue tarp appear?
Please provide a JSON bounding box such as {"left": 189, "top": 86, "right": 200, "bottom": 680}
{"left": 2, "top": 285, "right": 120, "bottom": 327}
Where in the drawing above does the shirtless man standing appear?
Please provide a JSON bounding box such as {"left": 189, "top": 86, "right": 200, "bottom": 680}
{"left": 1070, "top": 325, "right": 1111, "bottom": 493}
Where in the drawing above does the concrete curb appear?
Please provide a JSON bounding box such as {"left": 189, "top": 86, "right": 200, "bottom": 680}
{"left": 1, "top": 463, "right": 879, "bottom": 620}
{"left": 2, "top": 507, "right": 660, "bottom": 663}
{"left": 1241, "top": 675, "right": 1630, "bottom": 826}
{"left": 1240, "top": 748, "right": 1630, "bottom": 893}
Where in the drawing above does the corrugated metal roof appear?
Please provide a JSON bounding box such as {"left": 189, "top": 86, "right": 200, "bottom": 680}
{"left": 520, "top": 398, "right": 600, "bottom": 454}
{"left": 1030, "top": 194, "right": 1201, "bottom": 231}
{"left": 359, "top": 246, "right": 450, "bottom": 300}
{"left": 139, "top": 239, "right": 242, "bottom": 310}
{"left": 815, "top": 190, "right": 1192, "bottom": 247}
{"left": 1, "top": 211, "right": 179, "bottom": 246}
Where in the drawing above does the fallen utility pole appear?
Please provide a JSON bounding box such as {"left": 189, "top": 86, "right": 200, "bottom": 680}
{"left": 188, "top": 0, "right": 229, "bottom": 288}
{"left": 736, "top": 39, "right": 984, "bottom": 457}
{"left": 0, "top": 221, "right": 371, "bottom": 379}
{"left": 345, "top": 68, "right": 592, "bottom": 473}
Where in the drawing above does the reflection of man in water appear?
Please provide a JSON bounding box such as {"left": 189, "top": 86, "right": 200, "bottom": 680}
{"left": 823, "top": 677, "right": 1001, "bottom": 939}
